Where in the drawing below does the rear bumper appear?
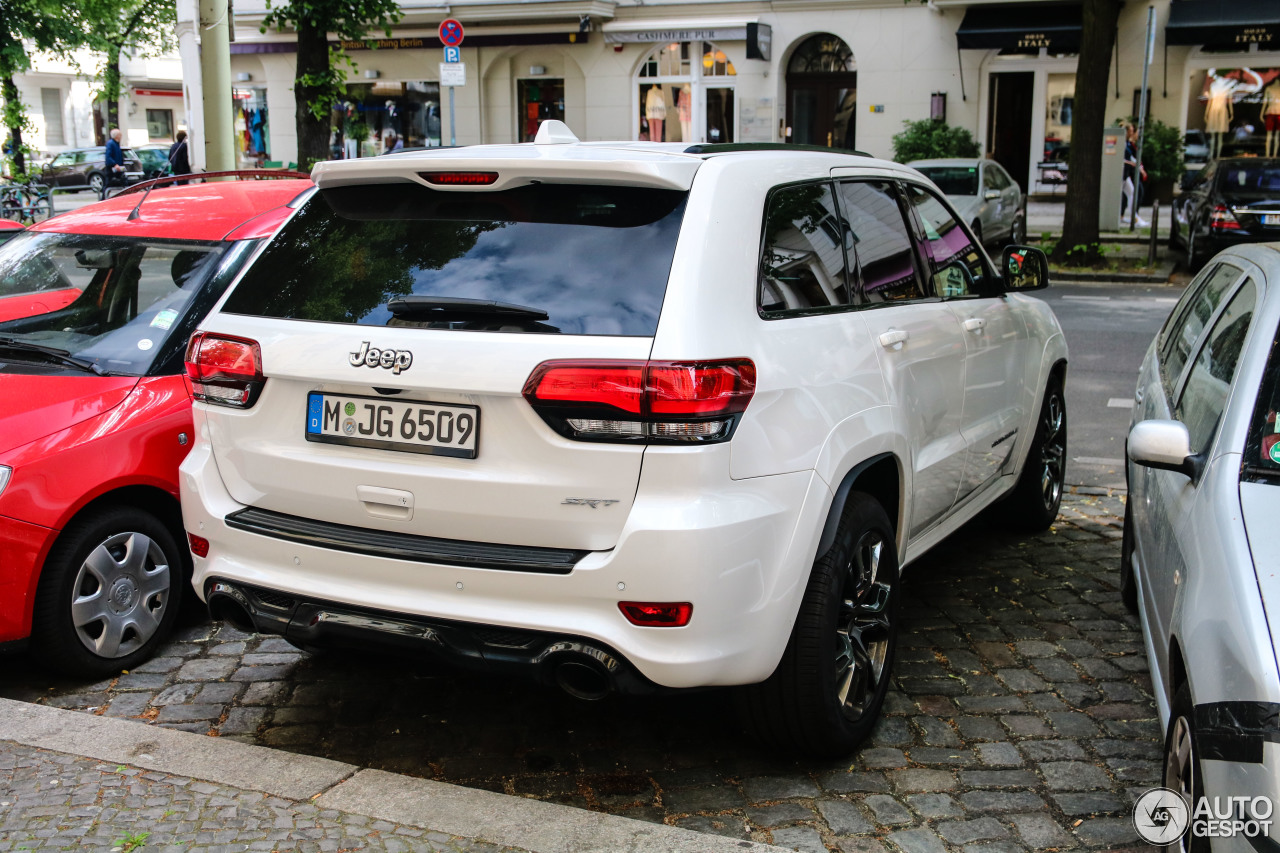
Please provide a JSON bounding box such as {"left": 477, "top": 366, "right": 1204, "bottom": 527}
{"left": 205, "top": 577, "right": 661, "bottom": 696}
{"left": 180, "top": 440, "right": 832, "bottom": 689}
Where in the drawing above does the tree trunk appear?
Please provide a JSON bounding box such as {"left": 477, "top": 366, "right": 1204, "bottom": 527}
{"left": 104, "top": 47, "right": 121, "bottom": 132}
{"left": 2, "top": 75, "right": 26, "bottom": 176}
{"left": 1052, "top": 0, "right": 1120, "bottom": 265}
{"left": 295, "top": 20, "right": 333, "bottom": 171}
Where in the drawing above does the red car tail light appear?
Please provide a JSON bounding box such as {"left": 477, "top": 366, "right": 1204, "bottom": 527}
{"left": 1210, "top": 204, "right": 1241, "bottom": 231}
{"left": 419, "top": 171, "right": 500, "bottom": 186}
{"left": 185, "top": 332, "right": 265, "bottom": 408}
{"left": 523, "top": 359, "right": 755, "bottom": 444}
{"left": 619, "top": 601, "right": 693, "bottom": 627}
{"left": 187, "top": 533, "right": 210, "bottom": 558}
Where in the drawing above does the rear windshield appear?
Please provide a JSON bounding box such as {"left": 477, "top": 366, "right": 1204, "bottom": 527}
{"left": 222, "top": 182, "right": 688, "bottom": 336}
{"left": 1218, "top": 164, "right": 1280, "bottom": 193}
{"left": 913, "top": 167, "right": 978, "bottom": 197}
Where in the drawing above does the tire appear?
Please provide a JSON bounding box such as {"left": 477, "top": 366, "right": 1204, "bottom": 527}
{"left": 1163, "top": 683, "right": 1208, "bottom": 853}
{"left": 1119, "top": 500, "right": 1139, "bottom": 613}
{"left": 87, "top": 172, "right": 105, "bottom": 196}
{"left": 1002, "top": 378, "right": 1067, "bottom": 531}
{"left": 1008, "top": 214, "right": 1025, "bottom": 247}
{"left": 738, "top": 492, "right": 900, "bottom": 756}
{"left": 31, "top": 506, "right": 184, "bottom": 678}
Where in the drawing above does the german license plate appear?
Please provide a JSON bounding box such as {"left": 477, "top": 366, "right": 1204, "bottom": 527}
{"left": 1263, "top": 214, "right": 1280, "bottom": 226}
{"left": 305, "top": 392, "right": 478, "bottom": 458}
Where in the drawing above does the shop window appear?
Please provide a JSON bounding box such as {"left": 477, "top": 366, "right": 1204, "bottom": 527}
{"left": 518, "top": 79, "right": 564, "bottom": 142}
{"left": 1044, "top": 73, "right": 1074, "bottom": 163}
{"left": 1188, "top": 67, "right": 1280, "bottom": 159}
{"left": 635, "top": 41, "right": 736, "bottom": 144}
{"left": 41, "top": 88, "right": 64, "bottom": 146}
{"left": 146, "top": 109, "right": 173, "bottom": 141}
{"left": 333, "top": 81, "right": 441, "bottom": 159}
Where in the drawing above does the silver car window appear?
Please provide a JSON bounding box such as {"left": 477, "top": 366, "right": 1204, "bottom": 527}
{"left": 1175, "top": 278, "right": 1256, "bottom": 455}
{"left": 1244, "top": 320, "right": 1280, "bottom": 480}
{"left": 1160, "top": 262, "right": 1243, "bottom": 397}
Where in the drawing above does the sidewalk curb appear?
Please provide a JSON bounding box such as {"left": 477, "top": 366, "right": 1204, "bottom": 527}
{"left": 0, "top": 698, "right": 780, "bottom": 853}
{"left": 1050, "top": 267, "right": 1175, "bottom": 283}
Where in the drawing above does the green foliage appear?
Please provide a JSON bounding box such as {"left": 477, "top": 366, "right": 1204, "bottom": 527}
{"left": 113, "top": 831, "right": 149, "bottom": 851}
{"left": 891, "top": 119, "right": 981, "bottom": 163}
{"left": 82, "top": 0, "right": 178, "bottom": 103}
{"left": 1116, "top": 116, "right": 1185, "bottom": 182}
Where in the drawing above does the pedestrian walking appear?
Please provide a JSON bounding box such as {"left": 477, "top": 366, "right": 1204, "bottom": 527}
{"left": 1121, "top": 123, "right": 1148, "bottom": 227}
{"left": 102, "top": 128, "right": 126, "bottom": 200}
{"left": 168, "top": 130, "right": 191, "bottom": 185}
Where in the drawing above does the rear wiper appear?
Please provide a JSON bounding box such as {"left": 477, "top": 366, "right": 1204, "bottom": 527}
{"left": 387, "top": 296, "right": 550, "bottom": 320}
{"left": 0, "top": 336, "right": 109, "bottom": 375}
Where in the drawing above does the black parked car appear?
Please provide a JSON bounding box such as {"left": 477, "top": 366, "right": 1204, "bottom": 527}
{"left": 39, "top": 146, "right": 145, "bottom": 194}
{"left": 1171, "top": 157, "right": 1280, "bottom": 269}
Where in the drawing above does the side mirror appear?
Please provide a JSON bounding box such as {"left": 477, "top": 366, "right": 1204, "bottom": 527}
{"left": 984, "top": 189, "right": 1002, "bottom": 200}
{"left": 1001, "top": 245, "right": 1050, "bottom": 291}
{"left": 1128, "top": 420, "right": 1203, "bottom": 479}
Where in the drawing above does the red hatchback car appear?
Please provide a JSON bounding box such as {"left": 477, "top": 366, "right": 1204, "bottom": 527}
{"left": 0, "top": 177, "right": 311, "bottom": 676}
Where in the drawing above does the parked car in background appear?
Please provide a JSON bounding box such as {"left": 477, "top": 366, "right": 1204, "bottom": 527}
{"left": 0, "top": 221, "right": 22, "bottom": 245}
{"left": 1171, "top": 158, "right": 1280, "bottom": 270}
{"left": 39, "top": 146, "right": 144, "bottom": 195}
{"left": 1183, "top": 130, "right": 1210, "bottom": 168}
{"left": 181, "top": 123, "right": 1066, "bottom": 756}
{"left": 1122, "top": 243, "right": 1280, "bottom": 852}
{"left": 133, "top": 144, "right": 173, "bottom": 179}
{"left": 908, "top": 158, "right": 1026, "bottom": 248}
{"left": 0, "top": 174, "right": 312, "bottom": 677}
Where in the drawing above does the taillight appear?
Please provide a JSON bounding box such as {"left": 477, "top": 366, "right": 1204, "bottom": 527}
{"left": 619, "top": 602, "right": 693, "bottom": 627}
{"left": 1210, "top": 204, "right": 1241, "bottom": 231}
{"left": 419, "top": 171, "right": 499, "bottom": 186}
{"left": 187, "top": 533, "right": 210, "bottom": 558}
{"left": 185, "top": 332, "right": 265, "bottom": 408}
{"left": 523, "top": 359, "right": 755, "bottom": 444}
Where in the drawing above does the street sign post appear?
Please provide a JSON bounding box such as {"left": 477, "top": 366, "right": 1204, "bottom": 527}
{"left": 437, "top": 19, "right": 465, "bottom": 147}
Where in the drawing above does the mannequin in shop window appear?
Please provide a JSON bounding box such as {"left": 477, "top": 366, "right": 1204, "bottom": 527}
{"left": 1204, "top": 76, "right": 1235, "bottom": 159}
{"left": 678, "top": 84, "right": 692, "bottom": 143}
{"left": 646, "top": 86, "right": 666, "bottom": 142}
{"left": 1264, "top": 78, "right": 1280, "bottom": 158}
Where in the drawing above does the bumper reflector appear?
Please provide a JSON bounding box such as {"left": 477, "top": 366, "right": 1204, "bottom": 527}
{"left": 619, "top": 601, "right": 693, "bottom": 627}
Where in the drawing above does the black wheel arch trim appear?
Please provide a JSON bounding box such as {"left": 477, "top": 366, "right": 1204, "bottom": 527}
{"left": 817, "top": 452, "right": 899, "bottom": 558}
{"left": 1193, "top": 701, "right": 1280, "bottom": 764}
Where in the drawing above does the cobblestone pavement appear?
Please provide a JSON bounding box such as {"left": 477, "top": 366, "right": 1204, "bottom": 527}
{"left": 0, "top": 490, "right": 1159, "bottom": 852}
{"left": 0, "top": 742, "right": 527, "bottom": 852}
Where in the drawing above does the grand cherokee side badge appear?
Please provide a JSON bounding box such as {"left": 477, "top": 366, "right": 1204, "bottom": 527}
{"left": 562, "top": 498, "right": 620, "bottom": 509}
{"left": 349, "top": 341, "right": 412, "bottom": 375}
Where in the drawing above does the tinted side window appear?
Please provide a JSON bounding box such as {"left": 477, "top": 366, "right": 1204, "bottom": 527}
{"left": 902, "top": 183, "right": 990, "bottom": 297}
{"left": 834, "top": 180, "right": 927, "bottom": 304}
{"left": 758, "top": 181, "right": 851, "bottom": 316}
{"left": 988, "top": 164, "right": 1012, "bottom": 190}
{"left": 1176, "top": 279, "right": 1255, "bottom": 454}
{"left": 1160, "top": 263, "right": 1242, "bottom": 393}
{"left": 982, "top": 167, "right": 1001, "bottom": 191}
{"left": 1243, "top": 319, "right": 1280, "bottom": 478}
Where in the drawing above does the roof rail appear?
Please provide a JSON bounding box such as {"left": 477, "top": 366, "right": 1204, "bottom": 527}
{"left": 113, "top": 169, "right": 311, "bottom": 198}
{"left": 682, "top": 142, "right": 873, "bottom": 158}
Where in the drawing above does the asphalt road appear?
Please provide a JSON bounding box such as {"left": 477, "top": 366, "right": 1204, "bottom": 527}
{"left": 1036, "top": 281, "right": 1186, "bottom": 490}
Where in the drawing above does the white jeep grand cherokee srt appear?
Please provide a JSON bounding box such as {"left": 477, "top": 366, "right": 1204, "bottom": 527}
{"left": 180, "top": 123, "right": 1067, "bottom": 756}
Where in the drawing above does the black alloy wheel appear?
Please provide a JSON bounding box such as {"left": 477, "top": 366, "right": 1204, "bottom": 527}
{"left": 738, "top": 492, "right": 900, "bottom": 756}
{"left": 1002, "top": 379, "right": 1067, "bottom": 531}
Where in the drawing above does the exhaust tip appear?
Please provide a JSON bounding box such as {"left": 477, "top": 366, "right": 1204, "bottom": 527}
{"left": 555, "top": 660, "right": 612, "bottom": 701}
{"left": 208, "top": 583, "right": 256, "bottom": 633}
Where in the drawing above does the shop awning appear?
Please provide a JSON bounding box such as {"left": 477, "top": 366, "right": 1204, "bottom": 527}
{"left": 1165, "top": 0, "right": 1279, "bottom": 48}
{"left": 955, "top": 3, "right": 1082, "bottom": 53}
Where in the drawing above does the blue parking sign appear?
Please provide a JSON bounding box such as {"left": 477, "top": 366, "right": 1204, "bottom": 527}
{"left": 444, "top": 46, "right": 460, "bottom": 63}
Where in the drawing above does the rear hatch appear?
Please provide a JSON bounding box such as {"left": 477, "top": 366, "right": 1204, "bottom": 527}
{"left": 197, "top": 147, "right": 699, "bottom": 551}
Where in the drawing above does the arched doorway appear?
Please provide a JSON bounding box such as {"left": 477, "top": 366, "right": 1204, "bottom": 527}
{"left": 786, "top": 34, "right": 856, "bottom": 149}
{"left": 635, "top": 41, "right": 737, "bottom": 144}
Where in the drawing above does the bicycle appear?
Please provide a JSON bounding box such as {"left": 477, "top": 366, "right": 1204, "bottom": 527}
{"left": 0, "top": 176, "right": 54, "bottom": 224}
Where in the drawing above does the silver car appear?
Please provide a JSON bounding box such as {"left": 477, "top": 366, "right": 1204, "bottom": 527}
{"left": 1123, "top": 242, "right": 1280, "bottom": 851}
{"left": 908, "top": 158, "right": 1025, "bottom": 248}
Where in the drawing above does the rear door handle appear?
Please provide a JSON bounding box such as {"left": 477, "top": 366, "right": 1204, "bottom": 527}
{"left": 878, "top": 329, "right": 909, "bottom": 348}
{"left": 963, "top": 317, "right": 986, "bottom": 334}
